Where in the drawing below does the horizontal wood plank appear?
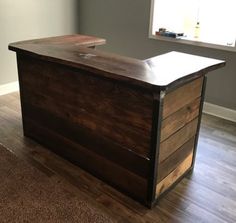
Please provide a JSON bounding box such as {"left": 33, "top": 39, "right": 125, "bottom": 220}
{"left": 159, "top": 118, "right": 198, "bottom": 163}
{"left": 157, "top": 137, "right": 195, "bottom": 182}
{"left": 162, "top": 77, "right": 203, "bottom": 119}
{"left": 156, "top": 152, "right": 193, "bottom": 196}
{"left": 161, "top": 98, "right": 200, "bottom": 142}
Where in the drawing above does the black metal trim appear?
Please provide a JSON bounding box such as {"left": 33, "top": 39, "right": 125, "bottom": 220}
{"left": 16, "top": 54, "right": 27, "bottom": 135}
{"left": 191, "top": 76, "right": 207, "bottom": 169}
{"left": 146, "top": 90, "right": 164, "bottom": 207}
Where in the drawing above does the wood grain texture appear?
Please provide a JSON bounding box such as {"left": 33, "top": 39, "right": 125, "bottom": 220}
{"left": 22, "top": 102, "right": 149, "bottom": 178}
{"left": 9, "top": 34, "right": 106, "bottom": 51}
{"left": 15, "top": 53, "right": 153, "bottom": 204}
{"left": 9, "top": 35, "right": 225, "bottom": 90}
{"left": 1, "top": 93, "right": 236, "bottom": 222}
{"left": 156, "top": 152, "right": 193, "bottom": 196}
{"left": 18, "top": 54, "right": 153, "bottom": 159}
{"left": 24, "top": 117, "right": 148, "bottom": 202}
{"left": 159, "top": 118, "right": 198, "bottom": 163}
{"left": 161, "top": 98, "right": 200, "bottom": 142}
{"left": 157, "top": 137, "right": 195, "bottom": 182}
{"left": 162, "top": 78, "right": 203, "bottom": 119}
{"left": 144, "top": 52, "right": 225, "bottom": 88}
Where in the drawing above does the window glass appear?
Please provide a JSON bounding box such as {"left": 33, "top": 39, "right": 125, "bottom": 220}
{"left": 151, "top": 0, "right": 236, "bottom": 47}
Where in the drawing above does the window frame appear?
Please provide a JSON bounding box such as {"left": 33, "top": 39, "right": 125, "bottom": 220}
{"left": 149, "top": 0, "right": 236, "bottom": 52}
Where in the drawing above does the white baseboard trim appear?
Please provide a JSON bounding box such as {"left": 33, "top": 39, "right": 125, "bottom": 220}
{"left": 0, "top": 81, "right": 19, "bottom": 96}
{"left": 203, "top": 102, "right": 236, "bottom": 123}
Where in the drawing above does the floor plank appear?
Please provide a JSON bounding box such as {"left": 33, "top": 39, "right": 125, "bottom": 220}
{"left": 0, "top": 92, "right": 236, "bottom": 222}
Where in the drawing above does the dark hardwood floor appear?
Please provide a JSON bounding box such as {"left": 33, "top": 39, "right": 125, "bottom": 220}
{"left": 0, "top": 92, "right": 236, "bottom": 223}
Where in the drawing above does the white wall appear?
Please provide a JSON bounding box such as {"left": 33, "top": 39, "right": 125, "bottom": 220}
{"left": 0, "top": 0, "right": 79, "bottom": 85}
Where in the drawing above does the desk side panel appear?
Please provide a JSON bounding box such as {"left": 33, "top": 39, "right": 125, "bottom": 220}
{"left": 156, "top": 77, "right": 204, "bottom": 197}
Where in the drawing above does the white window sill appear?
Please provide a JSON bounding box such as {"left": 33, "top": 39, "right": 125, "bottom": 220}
{"left": 149, "top": 34, "right": 236, "bottom": 52}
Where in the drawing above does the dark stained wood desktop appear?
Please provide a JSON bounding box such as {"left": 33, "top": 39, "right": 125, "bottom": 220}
{"left": 9, "top": 35, "right": 225, "bottom": 90}
{"left": 9, "top": 34, "right": 106, "bottom": 49}
{"left": 9, "top": 34, "right": 225, "bottom": 208}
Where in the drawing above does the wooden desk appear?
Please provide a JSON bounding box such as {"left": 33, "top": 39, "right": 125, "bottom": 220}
{"left": 9, "top": 35, "right": 225, "bottom": 208}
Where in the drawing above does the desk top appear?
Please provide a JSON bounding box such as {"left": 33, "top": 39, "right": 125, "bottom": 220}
{"left": 9, "top": 34, "right": 225, "bottom": 90}
{"left": 9, "top": 34, "right": 106, "bottom": 49}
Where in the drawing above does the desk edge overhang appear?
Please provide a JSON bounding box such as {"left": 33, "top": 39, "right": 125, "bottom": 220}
{"left": 9, "top": 37, "right": 226, "bottom": 92}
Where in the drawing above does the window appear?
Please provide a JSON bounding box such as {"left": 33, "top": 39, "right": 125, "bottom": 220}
{"left": 149, "top": 0, "right": 236, "bottom": 51}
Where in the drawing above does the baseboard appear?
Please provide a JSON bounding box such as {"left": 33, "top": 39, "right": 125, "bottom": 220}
{"left": 0, "top": 81, "right": 19, "bottom": 96}
{"left": 203, "top": 102, "right": 236, "bottom": 123}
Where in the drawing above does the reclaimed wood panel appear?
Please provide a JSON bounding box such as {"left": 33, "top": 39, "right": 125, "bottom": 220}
{"left": 159, "top": 118, "right": 198, "bottom": 163}
{"left": 161, "top": 98, "right": 201, "bottom": 142}
{"left": 17, "top": 55, "right": 153, "bottom": 158}
{"left": 162, "top": 77, "right": 203, "bottom": 119}
{"left": 156, "top": 152, "right": 193, "bottom": 196}
{"left": 22, "top": 102, "right": 149, "bottom": 178}
{"left": 157, "top": 137, "right": 195, "bottom": 182}
{"left": 24, "top": 117, "right": 148, "bottom": 202}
